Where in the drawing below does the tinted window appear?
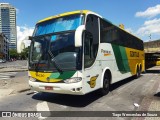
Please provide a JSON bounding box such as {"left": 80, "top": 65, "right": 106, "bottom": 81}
{"left": 100, "top": 19, "right": 143, "bottom": 50}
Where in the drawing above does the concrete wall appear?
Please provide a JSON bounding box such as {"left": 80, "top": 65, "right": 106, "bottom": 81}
{"left": 144, "top": 40, "right": 160, "bottom": 53}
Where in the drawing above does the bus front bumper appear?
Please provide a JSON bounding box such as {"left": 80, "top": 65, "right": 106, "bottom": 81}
{"left": 29, "top": 80, "right": 84, "bottom": 95}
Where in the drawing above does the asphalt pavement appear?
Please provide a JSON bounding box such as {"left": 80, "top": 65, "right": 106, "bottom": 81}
{"left": 0, "top": 65, "right": 159, "bottom": 120}
{"left": 0, "top": 60, "right": 29, "bottom": 99}
{"left": 0, "top": 60, "right": 27, "bottom": 68}
{"left": 0, "top": 61, "right": 160, "bottom": 120}
{"left": 0, "top": 60, "right": 28, "bottom": 72}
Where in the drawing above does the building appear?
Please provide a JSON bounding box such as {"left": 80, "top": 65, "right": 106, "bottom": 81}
{"left": 0, "top": 3, "right": 17, "bottom": 49}
{"left": 19, "top": 40, "right": 25, "bottom": 53}
{"left": 0, "top": 33, "right": 9, "bottom": 60}
{"left": 144, "top": 39, "right": 160, "bottom": 53}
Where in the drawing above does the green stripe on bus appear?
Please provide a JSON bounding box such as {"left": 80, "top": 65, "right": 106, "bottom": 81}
{"left": 112, "top": 44, "right": 130, "bottom": 73}
{"left": 49, "top": 71, "right": 76, "bottom": 80}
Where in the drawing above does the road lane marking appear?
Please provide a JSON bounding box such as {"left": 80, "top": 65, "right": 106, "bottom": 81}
{"left": 0, "top": 72, "right": 17, "bottom": 75}
{"left": 36, "top": 101, "right": 50, "bottom": 120}
{"left": 0, "top": 72, "right": 17, "bottom": 80}
{"left": 0, "top": 76, "right": 13, "bottom": 78}
{"left": 0, "top": 77, "right": 11, "bottom": 80}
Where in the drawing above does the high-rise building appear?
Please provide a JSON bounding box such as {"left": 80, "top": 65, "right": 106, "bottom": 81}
{"left": 0, "top": 33, "right": 9, "bottom": 60}
{"left": 0, "top": 3, "right": 17, "bottom": 49}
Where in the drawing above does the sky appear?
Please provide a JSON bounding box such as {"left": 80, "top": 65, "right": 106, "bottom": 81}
{"left": 1, "top": 0, "right": 160, "bottom": 51}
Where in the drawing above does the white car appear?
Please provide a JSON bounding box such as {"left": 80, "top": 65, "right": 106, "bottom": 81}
{"left": 0, "top": 59, "right": 3, "bottom": 63}
{"left": 2, "top": 59, "right": 6, "bottom": 63}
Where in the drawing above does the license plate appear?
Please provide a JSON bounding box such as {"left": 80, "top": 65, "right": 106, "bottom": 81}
{"left": 45, "top": 86, "right": 53, "bottom": 90}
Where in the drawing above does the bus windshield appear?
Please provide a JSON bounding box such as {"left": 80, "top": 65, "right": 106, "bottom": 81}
{"left": 29, "top": 14, "right": 84, "bottom": 72}
{"left": 33, "top": 14, "right": 84, "bottom": 36}
{"left": 29, "top": 31, "right": 82, "bottom": 72}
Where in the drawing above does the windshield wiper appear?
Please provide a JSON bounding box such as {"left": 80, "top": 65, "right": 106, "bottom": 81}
{"left": 48, "top": 50, "right": 63, "bottom": 74}
{"left": 35, "top": 53, "right": 43, "bottom": 72}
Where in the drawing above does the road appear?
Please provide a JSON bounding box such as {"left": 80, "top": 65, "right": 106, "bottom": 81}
{"left": 0, "top": 60, "right": 27, "bottom": 68}
{"left": 0, "top": 66, "right": 160, "bottom": 120}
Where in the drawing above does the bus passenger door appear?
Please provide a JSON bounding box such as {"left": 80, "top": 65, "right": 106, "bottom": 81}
{"left": 83, "top": 15, "right": 101, "bottom": 93}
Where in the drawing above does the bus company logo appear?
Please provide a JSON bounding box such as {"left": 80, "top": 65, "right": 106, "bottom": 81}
{"left": 35, "top": 73, "right": 45, "bottom": 77}
{"left": 130, "top": 51, "right": 139, "bottom": 57}
{"left": 101, "top": 49, "right": 111, "bottom": 56}
{"left": 90, "top": 75, "right": 99, "bottom": 88}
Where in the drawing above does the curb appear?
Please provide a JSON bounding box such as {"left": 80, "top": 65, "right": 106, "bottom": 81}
{"left": 0, "top": 67, "right": 6, "bottom": 69}
{"left": 0, "top": 69, "right": 28, "bottom": 73}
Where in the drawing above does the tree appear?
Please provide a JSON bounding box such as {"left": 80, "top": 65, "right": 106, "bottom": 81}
{"left": 9, "top": 49, "right": 18, "bottom": 59}
{"left": 20, "top": 46, "right": 29, "bottom": 60}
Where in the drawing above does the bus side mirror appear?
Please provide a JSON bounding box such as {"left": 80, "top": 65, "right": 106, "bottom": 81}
{"left": 75, "top": 25, "right": 85, "bottom": 47}
{"left": 25, "top": 36, "right": 32, "bottom": 40}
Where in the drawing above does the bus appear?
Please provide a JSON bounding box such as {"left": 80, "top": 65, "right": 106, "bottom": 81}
{"left": 28, "top": 10, "right": 145, "bottom": 95}
{"left": 145, "top": 53, "right": 160, "bottom": 69}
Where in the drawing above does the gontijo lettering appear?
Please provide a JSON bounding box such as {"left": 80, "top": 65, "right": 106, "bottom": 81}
{"left": 130, "top": 51, "right": 139, "bottom": 57}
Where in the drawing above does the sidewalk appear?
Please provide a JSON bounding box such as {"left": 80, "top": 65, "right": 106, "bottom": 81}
{"left": 0, "top": 66, "right": 28, "bottom": 72}
{"left": 0, "top": 67, "right": 29, "bottom": 99}
{"left": 0, "top": 75, "right": 30, "bottom": 99}
{"left": 0, "top": 60, "right": 28, "bottom": 72}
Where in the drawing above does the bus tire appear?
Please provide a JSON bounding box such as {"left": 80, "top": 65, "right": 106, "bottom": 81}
{"left": 135, "top": 66, "right": 140, "bottom": 79}
{"left": 99, "top": 72, "right": 110, "bottom": 95}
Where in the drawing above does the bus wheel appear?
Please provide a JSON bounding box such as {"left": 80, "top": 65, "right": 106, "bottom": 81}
{"left": 135, "top": 66, "right": 140, "bottom": 79}
{"left": 99, "top": 72, "right": 110, "bottom": 95}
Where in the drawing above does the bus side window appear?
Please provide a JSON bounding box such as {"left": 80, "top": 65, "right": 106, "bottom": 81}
{"left": 100, "top": 19, "right": 119, "bottom": 43}
{"left": 84, "top": 14, "right": 99, "bottom": 68}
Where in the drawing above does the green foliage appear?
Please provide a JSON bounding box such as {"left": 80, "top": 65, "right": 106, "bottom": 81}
{"left": 19, "top": 46, "right": 29, "bottom": 60}
{"left": 9, "top": 47, "right": 30, "bottom": 60}
{"left": 9, "top": 49, "right": 18, "bottom": 59}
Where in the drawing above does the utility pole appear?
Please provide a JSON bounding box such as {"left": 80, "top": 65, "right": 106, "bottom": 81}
{"left": 149, "top": 34, "right": 151, "bottom": 41}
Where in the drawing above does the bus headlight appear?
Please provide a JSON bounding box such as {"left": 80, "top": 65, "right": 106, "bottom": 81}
{"left": 64, "top": 77, "right": 82, "bottom": 84}
{"left": 29, "top": 77, "right": 36, "bottom": 82}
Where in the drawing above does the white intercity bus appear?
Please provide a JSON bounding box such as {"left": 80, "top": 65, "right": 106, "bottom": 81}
{"left": 28, "top": 10, "right": 145, "bottom": 95}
